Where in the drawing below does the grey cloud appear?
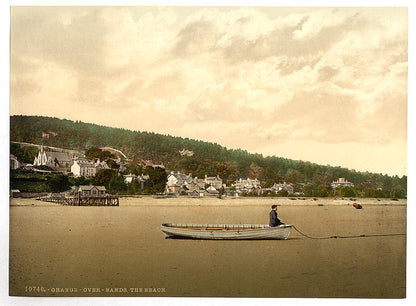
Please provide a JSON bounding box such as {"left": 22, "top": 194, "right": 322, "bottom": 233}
{"left": 265, "top": 83, "right": 406, "bottom": 145}
{"left": 318, "top": 66, "right": 339, "bottom": 81}
{"left": 11, "top": 7, "right": 108, "bottom": 76}
{"left": 11, "top": 78, "right": 40, "bottom": 98}
{"left": 120, "top": 71, "right": 186, "bottom": 104}
{"left": 277, "top": 56, "right": 321, "bottom": 76}
{"left": 172, "top": 19, "right": 221, "bottom": 56}
{"left": 222, "top": 13, "right": 367, "bottom": 68}
{"left": 269, "top": 89, "right": 361, "bottom": 143}
{"left": 364, "top": 92, "right": 407, "bottom": 143}
{"left": 185, "top": 84, "right": 263, "bottom": 123}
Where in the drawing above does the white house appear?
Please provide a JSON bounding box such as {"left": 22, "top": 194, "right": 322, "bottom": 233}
{"left": 331, "top": 178, "right": 354, "bottom": 189}
{"left": 123, "top": 173, "right": 149, "bottom": 185}
{"left": 271, "top": 182, "right": 294, "bottom": 194}
{"left": 233, "top": 178, "right": 261, "bottom": 189}
{"left": 71, "top": 158, "right": 97, "bottom": 178}
{"left": 71, "top": 157, "right": 111, "bottom": 178}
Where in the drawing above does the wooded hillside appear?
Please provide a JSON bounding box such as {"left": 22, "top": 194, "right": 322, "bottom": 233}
{"left": 10, "top": 115, "right": 406, "bottom": 197}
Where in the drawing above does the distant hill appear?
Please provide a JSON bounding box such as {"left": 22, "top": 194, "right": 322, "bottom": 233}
{"left": 10, "top": 115, "right": 406, "bottom": 197}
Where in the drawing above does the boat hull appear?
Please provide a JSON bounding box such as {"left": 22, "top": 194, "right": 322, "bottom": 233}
{"left": 161, "top": 223, "right": 291, "bottom": 240}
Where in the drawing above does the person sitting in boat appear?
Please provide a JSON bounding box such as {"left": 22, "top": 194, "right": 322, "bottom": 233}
{"left": 269, "top": 205, "right": 283, "bottom": 227}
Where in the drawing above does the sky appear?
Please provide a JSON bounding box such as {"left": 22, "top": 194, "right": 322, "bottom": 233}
{"left": 9, "top": 6, "right": 408, "bottom": 176}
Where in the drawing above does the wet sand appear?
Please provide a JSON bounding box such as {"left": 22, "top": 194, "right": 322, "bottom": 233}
{"left": 9, "top": 197, "right": 406, "bottom": 298}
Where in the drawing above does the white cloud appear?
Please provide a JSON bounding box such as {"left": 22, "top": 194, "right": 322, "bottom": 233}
{"left": 10, "top": 6, "right": 408, "bottom": 175}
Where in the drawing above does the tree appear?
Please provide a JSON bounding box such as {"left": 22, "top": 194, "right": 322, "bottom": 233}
{"left": 85, "top": 147, "right": 115, "bottom": 161}
{"left": 49, "top": 175, "right": 70, "bottom": 192}
{"left": 276, "top": 190, "right": 289, "bottom": 197}
{"left": 107, "top": 159, "right": 120, "bottom": 170}
{"left": 143, "top": 166, "right": 168, "bottom": 194}
{"left": 302, "top": 184, "right": 314, "bottom": 197}
{"left": 247, "top": 162, "right": 264, "bottom": 179}
{"left": 339, "top": 186, "right": 358, "bottom": 197}
{"left": 286, "top": 169, "right": 303, "bottom": 184}
{"left": 108, "top": 175, "right": 127, "bottom": 194}
{"left": 316, "top": 184, "right": 330, "bottom": 197}
{"left": 93, "top": 169, "right": 117, "bottom": 188}
{"left": 127, "top": 180, "right": 141, "bottom": 195}
{"left": 10, "top": 142, "right": 39, "bottom": 164}
{"left": 69, "top": 176, "right": 92, "bottom": 186}
{"left": 364, "top": 189, "right": 377, "bottom": 198}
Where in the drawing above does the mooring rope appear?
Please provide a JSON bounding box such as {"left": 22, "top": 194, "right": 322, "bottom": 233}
{"left": 291, "top": 225, "right": 406, "bottom": 240}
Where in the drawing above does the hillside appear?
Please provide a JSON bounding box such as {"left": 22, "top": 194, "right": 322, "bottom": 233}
{"left": 10, "top": 115, "right": 406, "bottom": 197}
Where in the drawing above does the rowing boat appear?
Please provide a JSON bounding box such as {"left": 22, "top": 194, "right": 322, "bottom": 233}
{"left": 161, "top": 223, "right": 292, "bottom": 240}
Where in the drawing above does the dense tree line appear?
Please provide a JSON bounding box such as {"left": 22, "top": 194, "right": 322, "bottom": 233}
{"left": 10, "top": 115, "right": 407, "bottom": 198}
{"left": 10, "top": 142, "right": 39, "bottom": 163}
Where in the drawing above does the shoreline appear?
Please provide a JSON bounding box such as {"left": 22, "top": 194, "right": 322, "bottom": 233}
{"left": 10, "top": 197, "right": 407, "bottom": 207}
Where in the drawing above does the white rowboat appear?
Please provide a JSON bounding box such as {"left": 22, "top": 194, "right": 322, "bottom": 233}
{"left": 161, "top": 223, "right": 292, "bottom": 240}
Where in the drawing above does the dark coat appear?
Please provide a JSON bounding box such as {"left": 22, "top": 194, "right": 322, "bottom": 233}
{"left": 269, "top": 210, "right": 282, "bottom": 227}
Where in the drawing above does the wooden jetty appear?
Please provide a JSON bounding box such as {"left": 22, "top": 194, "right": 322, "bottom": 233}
{"left": 38, "top": 194, "right": 119, "bottom": 206}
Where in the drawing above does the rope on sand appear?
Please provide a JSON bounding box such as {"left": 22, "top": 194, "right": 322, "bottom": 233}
{"left": 291, "top": 225, "right": 406, "bottom": 240}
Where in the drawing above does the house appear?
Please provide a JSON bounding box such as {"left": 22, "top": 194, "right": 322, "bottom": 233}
{"left": 73, "top": 185, "right": 106, "bottom": 197}
{"left": 331, "top": 178, "right": 354, "bottom": 189}
{"left": 232, "top": 178, "right": 262, "bottom": 196}
{"left": 142, "top": 160, "right": 165, "bottom": 169}
{"left": 123, "top": 173, "right": 149, "bottom": 189}
{"left": 204, "top": 175, "right": 223, "bottom": 189}
{"left": 233, "top": 178, "right": 261, "bottom": 189}
{"left": 187, "top": 189, "right": 204, "bottom": 198}
{"left": 33, "top": 145, "right": 72, "bottom": 169}
{"left": 205, "top": 185, "right": 220, "bottom": 197}
{"left": 95, "top": 159, "right": 110, "bottom": 171}
{"left": 71, "top": 157, "right": 97, "bottom": 178}
{"left": 70, "top": 157, "right": 110, "bottom": 178}
{"left": 233, "top": 178, "right": 261, "bottom": 190}
{"left": 271, "top": 182, "right": 294, "bottom": 194}
{"left": 179, "top": 149, "right": 194, "bottom": 157}
{"left": 124, "top": 173, "right": 137, "bottom": 184}
{"left": 166, "top": 172, "right": 193, "bottom": 194}
{"left": 10, "top": 154, "right": 21, "bottom": 170}
{"left": 10, "top": 189, "right": 20, "bottom": 198}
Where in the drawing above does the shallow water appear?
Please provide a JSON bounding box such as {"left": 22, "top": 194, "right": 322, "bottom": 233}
{"left": 9, "top": 197, "right": 406, "bottom": 298}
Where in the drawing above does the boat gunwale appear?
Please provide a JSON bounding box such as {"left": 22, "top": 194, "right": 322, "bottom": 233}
{"left": 161, "top": 223, "right": 292, "bottom": 232}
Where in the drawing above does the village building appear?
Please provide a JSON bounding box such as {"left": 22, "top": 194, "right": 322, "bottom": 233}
{"left": 71, "top": 157, "right": 110, "bottom": 178}
{"left": 186, "top": 188, "right": 205, "bottom": 198}
{"left": 73, "top": 185, "right": 106, "bottom": 197}
{"left": 231, "top": 178, "right": 262, "bottom": 196}
{"left": 166, "top": 171, "right": 222, "bottom": 197}
{"left": 204, "top": 174, "right": 223, "bottom": 189}
{"left": 205, "top": 185, "right": 220, "bottom": 197}
{"left": 142, "top": 160, "right": 165, "bottom": 169}
{"left": 179, "top": 149, "right": 194, "bottom": 157}
{"left": 33, "top": 145, "right": 72, "bottom": 169}
{"left": 270, "top": 182, "right": 294, "bottom": 194}
{"left": 71, "top": 157, "right": 97, "bottom": 178}
{"left": 123, "top": 173, "right": 149, "bottom": 189}
{"left": 166, "top": 171, "right": 193, "bottom": 194}
{"left": 331, "top": 178, "right": 354, "bottom": 189}
{"left": 233, "top": 178, "right": 261, "bottom": 189}
{"left": 10, "top": 154, "right": 21, "bottom": 170}
{"left": 124, "top": 173, "right": 137, "bottom": 184}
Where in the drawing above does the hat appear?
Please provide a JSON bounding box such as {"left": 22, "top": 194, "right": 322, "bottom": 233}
{"left": 271, "top": 205, "right": 278, "bottom": 209}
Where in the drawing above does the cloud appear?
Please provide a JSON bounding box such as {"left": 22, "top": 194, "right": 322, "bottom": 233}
{"left": 10, "top": 7, "right": 408, "bottom": 175}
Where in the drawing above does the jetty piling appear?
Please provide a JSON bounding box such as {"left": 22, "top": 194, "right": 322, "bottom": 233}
{"left": 38, "top": 194, "right": 119, "bottom": 206}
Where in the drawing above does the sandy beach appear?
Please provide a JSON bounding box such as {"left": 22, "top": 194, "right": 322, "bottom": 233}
{"left": 9, "top": 197, "right": 406, "bottom": 298}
